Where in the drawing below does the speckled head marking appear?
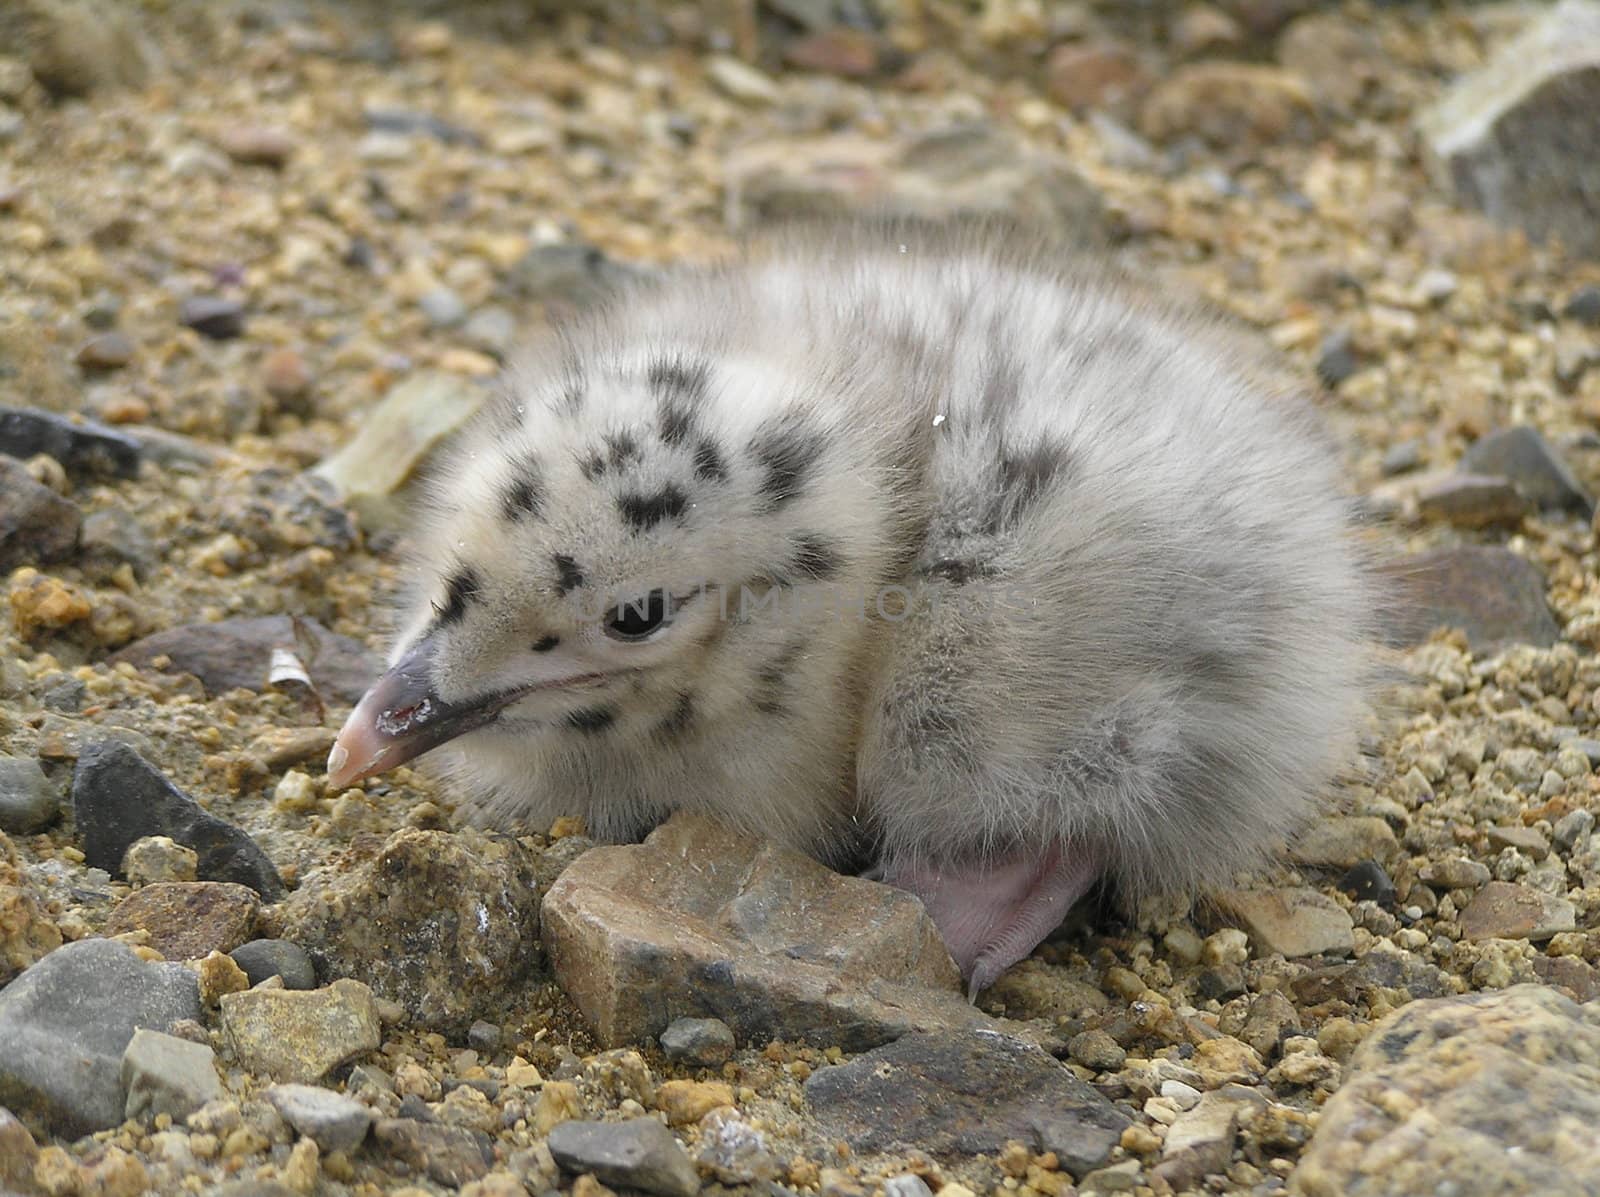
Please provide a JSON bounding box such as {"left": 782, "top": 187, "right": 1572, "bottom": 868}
{"left": 751, "top": 416, "right": 826, "bottom": 510}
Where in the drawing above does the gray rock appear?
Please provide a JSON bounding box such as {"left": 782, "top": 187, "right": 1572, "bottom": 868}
{"left": 75, "top": 331, "right": 134, "bottom": 371}
{"left": 1380, "top": 546, "right": 1560, "bottom": 651}
{"left": 804, "top": 1029, "right": 1131, "bottom": 1171}
{"left": 466, "top": 1020, "right": 502, "bottom": 1053}
{"left": 461, "top": 305, "right": 516, "bottom": 357}
{"left": 418, "top": 287, "right": 467, "bottom": 329}
{"left": 265, "top": 1083, "right": 373, "bottom": 1153}
{"left": 660, "top": 1017, "right": 736, "bottom": 1067}
{"left": 1564, "top": 284, "right": 1600, "bottom": 323}
{"left": 70, "top": 741, "right": 285, "bottom": 899}
{"left": 0, "top": 404, "right": 140, "bottom": 479}
{"left": 1314, "top": 329, "right": 1359, "bottom": 387}
{"left": 1459, "top": 425, "right": 1594, "bottom": 518}
{"left": 542, "top": 814, "right": 989, "bottom": 1051}
{"left": 547, "top": 1118, "right": 701, "bottom": 1197}
{"left": 121, "top": 1028, "right": 223, "bottom": 1122}
{"left": 373, "top": 1117, "right": 494, "bottom": 1187}
{"left": 0, "top": 456, "right": 80, "bottom": 570}
{"left": 1155, "top": 1089, "right": 1263, "bottom": 1191}
{"left": 1417, "top": 0, "right": 1600, "bottom": 258}
{"left": 0, "top": 938, "right": 202, "bottom": 1134}
{"left": 1292, "top": 985, "right": 1600, "bottom": 1196}
{"left": 229, "top": 939, "right": 316, "bottom": 990}
{"left": 78, "top": 507, "right": 157, "bottom": 578}
{"left": 179, "top": 296, "right": 246, "bottom": 340}
{"left": 0, "top": 755, "right": 58, "bottom": 834}
{"left": 112, "top": 615, "right": 374, "bottom": 706}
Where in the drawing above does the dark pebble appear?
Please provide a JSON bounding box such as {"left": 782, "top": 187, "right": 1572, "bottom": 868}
{"left": 229, "top": 939, "right": 317, "bottom": 990}
{"left": 179, "top": 295, "right": 247, "bottom": 340}
{"left": 466, "top": 1020, "right": 502, "bottom": 1053}
{"left": 548, "top": 1118, "right": 701, "bottom": 1197}
{"left": 1459, "top": 425, "right": 1595, "bottom": 518}
{"left": 660, "top": 1017, "right": 736, "bottom": 1067}
{"left": 1563, "top": 285, "right": 1600, "bottom": 325}
{"left": 1314, "top": 329, "right": 1359, "bottom": 387}
{"left": 71, "top": 740, "right": 285, "bottom": 899}
{"left": 0, "top": 404, "right": 140, "bottom": 479}
{"left": 1338, "top": 860, "right": 1397, "bottom": 906}
{"left": 0, "top": 456, "right": 81, "bottom": 570}
{"left": 1196, "top": 964, "right": 1248, "bottom": 1000}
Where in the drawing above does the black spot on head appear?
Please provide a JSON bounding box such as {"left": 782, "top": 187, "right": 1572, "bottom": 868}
{"left": 659, "top": 402, "right": 695, "bottom": 448}
{"left": 578, "top": 450, "right": 607, "bottom": 481}
{"left": 751, "top": 419, "right": 825, "bottom": 509}
{"left": 532, "top": 634, "right": 560, "bottom": 653}
{"left": 648, "top": 357, "right": 710, "bottom": 404}
{"left": 693, "top": 436, "right": 728, "bottom": 483}
{"left": 618, "top": 484, "right": 689, "bottom": 533}
{"left": 500, "top": 459, "right": 544, "bottom": 521}
{"left": 995, "top": 440, "right": 1068, "bottom": 527}
{"left": 566, "top": 705, "right": 616, "bottom": 734}
{"left": 791, "top": 533, "right": 842, "bottom": 581}
{"left": 920, "top": 557, "right": 996, "bottom": 585}
{"left": 552, "top": 553, "right": 585, "bottom": 595}
{"left": 436, "top": 567, "right": 481, "bottom": 626}
{"left": 655, "top": 690, "right": 696, "bottom": 741}
{"left": 559, "top": 381, "right": 585, "bottom": 416}
{"left": 604, "top": 431, "right": 641, "bottom": 470}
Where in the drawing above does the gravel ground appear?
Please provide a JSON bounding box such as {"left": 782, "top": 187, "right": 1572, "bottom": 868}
{"left": 1, "top": 2, "right": 1598, "bottom": 1196}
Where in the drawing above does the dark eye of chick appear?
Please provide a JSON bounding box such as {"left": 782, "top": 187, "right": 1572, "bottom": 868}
{"left": 604, "top": 589, "right": 671, "bottom": 642}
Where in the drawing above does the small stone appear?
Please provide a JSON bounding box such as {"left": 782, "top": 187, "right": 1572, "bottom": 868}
{"left": 1139, "top": 63, "right": 1318, "bottom": 147}
{"left": 0, "top": 405, "right": 141, "bottom": 479}
{"left": 261, "top": 348, "right": 313, "bottom": 403}
{"left": 1154, "top": 1091, "right": 1259, "bottom": 1190}
{"left": 505, "top": 1058, "right": 544, "bottom": 1088}
{"left": 265, "top": 1084, "right": 373, "bottom": 1153}
{"left": 1294, "top": 984, "right": 1600, "bottom": 1195}
{"left": 0, "top": 456, "right": 81, "bottom": 571}
{"left": 196, "top": 951, "right": 250, "bottom": 1004}
{"left": 883, "top": 1175, "right": 933, "bottom": 1197}
{"left": 418, "top": 287, "right": 468, "bottom": 329}
{"left": 707, "top": 56, "right": 780, "bottom": 104}
{"left": 1171, "top": 6, "right": 1244, "bottom": 56}
{"left": 1381, "top": 546, "right": 1560, "bottom": 652}
{"left": 0, "top": 1105, "right": 39, "bottom": 1190}
{"left": 467, "top": 1020, "right": 503, "bottom": 1053}
{"left": 71, "top": 742, "right": 284, "bottom": 899}
{"left": 1458, "top": 881, "right": 1576, "bottom": 942}
{"left": 784, "top": 28, "right": 884, "bottom": 78}
{"left": 0, "top": 755, "right": 58, "bottom": 834}
{"left": 179, "top": 296, "right": 247, "bottom": 340}
{"left": 1416, "top": 0, "right": 1600, "bottom": 257}
{"left": 8, "top": 569, "right": 93, "bottom": 638}
{"left": 113, "top": 616, "right": 375, "bottom": 706}
{"left": 1337, "top": 861, "right": 1397, "bottom": 906}
{"left": 656, "top": 1079, "right": 733, "bottom": 1127}
{"left": 215, "top": 125, "right": 295, "bottom": 168}
{"left": 695, "top": 1108, "right": 780, "bottom": 1184}
{"left": 1419, "top": 857, "right": 1491, "bottom": 889}
{"left": 461, "top": 306, "right": 516, "bottom": 357}
{"left": 219, "top": 978, "right": 381, "bottom": 1083}
{"left": 122, "top": 835, "right": 198, "bottom": 885}
{"left": 1292, "top": 816, "right": 1398, "bottom": 870}
{"left": 1459, "top": 426, "right": 1594, "bottom": 518}
{"left": 1314, "top": 329, "right": 1360, "bottom": 387}
{"left": 122, "top": 1028, "right": 223, "bottom": 1122}
{"left": 0, "top": 938, "right": 202, "bottom": 1134}
{"left": 507, "top": 242, "right": 645, "bottom": 311}
{"left": 374, "top": 1118, "right": 495, "bottom": 1187}
{"left": 1381, "top": 440, "right": 1423, "bottom": 476}
{"left": 1564, "top": 284, "right": 1600, "bottom": 324}
{"left": 547, "top": 1118, "right": 701, "bottom": 1197}
{"left": 1201, "top": 928, "right": 1250, "bottom": 967}
{"left": 1068, "top": 1029, "right": 1126, "bottom": 1072}
{"left": 1553, "top": 809, "right": 1595, "bottom": 853}
{"left": 659, "top": 1018, "right": 735, "bottom": 1067}
{"left": 1487, "top": 825, "right": 1550, "bottom": 860}
{"left": 75, "top": 331, "right": 135, "bottom": 371}
{"left": 1415, "top": 474, "right": 1530, "bottom": 529}
{"left": 1212, "top": 888, "right": 1354, "bottom": 958}
{"left": 1043, "top": 41, "right": 1149, "bottom": 113}
{"left": 805, "top": 1030, "right": 1130, "bottom": 1170}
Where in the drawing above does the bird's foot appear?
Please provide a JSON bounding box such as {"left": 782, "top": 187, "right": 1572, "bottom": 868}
{"left": 880, "top": 842, "right": 1101, "bottom": 1001}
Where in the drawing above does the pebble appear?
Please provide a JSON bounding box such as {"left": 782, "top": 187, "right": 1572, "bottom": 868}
{"left": 215, "top": 124, "right": 296, "bottom": 167}
{"left": 363, "top": 106, "right": 480, "bottom": 145}
{"left": 547, "top": 1118, "right": 701, "bottom": 1197}
{"left": 1291, "top": 816, "right": 1398, "bottom": 870}
{"left": 374, "top": 1118, "right": 496, "bottom": 1186}
{"left": 1295, "top": 984, "right": 1600, "bottom": 1195}
{"left": 261, "top": 347, "right": 313, "bottom": 404}
{"left": 0, "top": 938, "right": 202, "bottom": 1134}
{"left": 103, "top": 881, "right": 260, "bottom": 960}
{"left": 112, "top": 615, "right": 375, "bottom": 705}
{"left": 882, "top": 1175, "right": 933, "bottom": 1197}
{"left": 1337, "top": 860, "right": 1397, "bottom": 906}
{"left": 466, "top": 1019, "right": 503, "bottom": 1053}
{"left": 706, "top": 56, "right": 780, "bottom": 104}
{"left": 74, "top": 331, "right": 135, "bottom": 371}
{"left": 461, "top": 305, "right": 516, "bottom": 357}
{"left": 230, "top": 939, "right": 317, "bottom": 990}
{"left": 0, "top": 405, "right": 141, "bottom": 479}
{"left": 1380, "top": 439, "right": 1423, "bottom": 476}
{"left": 694, "top": 1108, "right": 780, "bottom": 1184}
{"left": 1564, "top": 284, "right": 1600, "bottom": 324}
{"left": 542, "top": 814, "right": 986, "bottom": 1050}
{"left": 179, "top": 296, "right": 247, "bottom": 340}
{"left": 418, "top": 286, "right": 468, "bottom": 328}
{"left": 0, "top": 754, "right": 58, "bottom": 834}
{"left": 1416, "top": 0, "right": 1600, "bottom": 257}
{"left": 507, "top": 242, "right": 643, "bottom": 309}
{"left": 1, "top": 833, "right": 62, "bottom": 986}
{"left": 123, "top": 835, "right": 199, "bottom": 884}
{"left": 71, "top": 741, "right": 285, "bottom": 899}
{"left": 1139, "top": 63, "right": 1319, "bottom": 146}
{"left": 1415, "top": 474, "right": 1529, "bottom": 529}
{"left": 0, "top": 455, "right": 82, "bottom": 571}
{"left": 1314, "top": 329, "right": 1359, "bottom": 387}
{"left": 1419, "top": 857, "right": 1491, "bottom": 889}
{"left": 196, "top": 951, "right": 250, "bottom": 1004}
{"left": 1212, "top": 888, "right": 1355, "bottom": 958}
{"left": 0, "top": 1105, "right": 38, "bottom": 1190}
{"left": 1154, "top": 1090, "right": 1259, "bottom": 1190}
{"left": 659, "top": 1017, "right": 735, "bottom": 1067}
{"left": 218, "top": 978, "right": 381, "bottom": 1083}
{"left": 1043, "top": 41, "right": 1149, "bottom": 114}
{"left": 265, "top": 1084, "right": 373, "bottom": 1153}
{"left": 656, "top": 1079, "right": 733, "bottom": 1126}
{"left": 804, "top": 1030, "right": 1131, "bottom": 1172}
{"left": 1381, "top": 546, "right": 1560, "bottom": 652}
{"left": 1458, "top": 425, "right": 1595, "bottom": 518}
{"left": 122, "top": 1028, "right": 224, "bottom": 1122}
{"left": 279, "top": 828, "right": 542, "bottom": 1034}
{"left": 1457, "top": 880, "right": 1576, "bottom": 942}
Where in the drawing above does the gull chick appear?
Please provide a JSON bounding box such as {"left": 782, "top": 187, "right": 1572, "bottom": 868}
{"left": 328, "top": 222, "right": 1374, "bottom": 995}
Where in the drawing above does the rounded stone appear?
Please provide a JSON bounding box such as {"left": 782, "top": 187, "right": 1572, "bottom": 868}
{"left": 229, "top": 939, "right": 317, "bottom": 990}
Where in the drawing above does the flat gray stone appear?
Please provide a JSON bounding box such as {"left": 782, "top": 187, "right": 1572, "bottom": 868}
{"left": 0, "top": 457, "right": 80, "bottom": 572}
{"left": 122, "top": 1028, "right": 223, "bottom": 1122}
{"left": 0, "top": 755, "right": 57, "bottom": 835}
{"left": 265, "top": 1083, "right": 373, "bottom": 1153}
{"left": 547, "top": 1118, "right": 701, "bottom": 1197}
{"left": 1460, "top": 425, "right": 1594, "bottom": 517}
{"left": 0, "top": 939, "right": 202, "bottom": 1134}
{"left": 804, "top": 1029, "right": 1131, "bottom": 1172}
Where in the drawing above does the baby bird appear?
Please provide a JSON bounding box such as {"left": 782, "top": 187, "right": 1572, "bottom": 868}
{"left": 327, "top": 221, "right": 1374, "bottom": 996}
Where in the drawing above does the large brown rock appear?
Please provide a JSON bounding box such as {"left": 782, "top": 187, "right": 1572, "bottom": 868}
{"left": 541, "top": 814, "right": 988, "bottom": 1050}
{"left": 1380, "top": 546, "right": 1560, "bottom": 652}
{"left": 103, "top": 881, "right": 259, "bottom": 961}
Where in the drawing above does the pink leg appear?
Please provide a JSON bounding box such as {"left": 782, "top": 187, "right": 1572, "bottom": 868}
{"left": 881, "top": 842, "right": 1102, "bottom": 1000}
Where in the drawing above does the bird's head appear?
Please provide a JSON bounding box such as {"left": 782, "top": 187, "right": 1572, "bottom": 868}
{"left": 327, "top": 345, "right": 889, "bottom": 790}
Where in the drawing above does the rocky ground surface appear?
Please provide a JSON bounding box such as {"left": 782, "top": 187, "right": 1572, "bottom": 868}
{"left": 2, "top": 1, "right": 1600, "bottom": 1196}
